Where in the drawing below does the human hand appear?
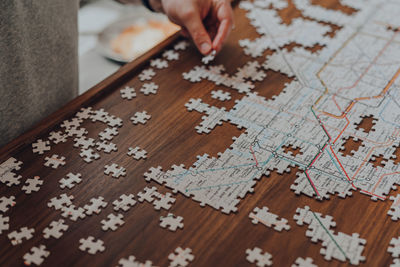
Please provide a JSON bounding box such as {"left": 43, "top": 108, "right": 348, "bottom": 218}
{"left": 149, "top": 0, "right": 234, "bottom": 55}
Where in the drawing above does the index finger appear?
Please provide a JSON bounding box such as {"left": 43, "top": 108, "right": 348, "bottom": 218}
{"left": 212, "top": 3, "right": 234, "bottom": 52}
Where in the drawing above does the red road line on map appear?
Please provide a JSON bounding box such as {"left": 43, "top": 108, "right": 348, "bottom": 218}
{"left": 371, "top": 171, "right": 400, "bottom": 196}
{"left": 250, "top": 145, "right": 259, "bottom": 167}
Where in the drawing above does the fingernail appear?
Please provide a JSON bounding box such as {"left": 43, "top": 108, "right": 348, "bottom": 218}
{"left": 200, "top": 42, "right": 211, "bottom": 54}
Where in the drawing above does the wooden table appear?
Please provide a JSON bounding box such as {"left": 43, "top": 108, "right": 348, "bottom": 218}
{"left": 0, "top": 1, "right": 397, "bottom": 266}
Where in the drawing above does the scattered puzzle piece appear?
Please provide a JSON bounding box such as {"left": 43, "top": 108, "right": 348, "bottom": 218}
{"left": 79, "top": 236, "right": 105, "bottom": 255}
{"left": 43, "top": 219, "right": 69, "bottom": 239}
{"left": 153, "top": 192, "right": 176, "bottom": 211}
{"left": 0, "top": 214, "right": 9, "bottom": 234}
{"left": 84, "top": 196, "right": 108, "bottom": 215}
{"left": 127, "top": 147, "right": 147, "bottom": 160}
{"left": 246, "top": 247, "right": 273, "bottom": 267}
{"left": 48, "top": 193, "right": 74, "bottom": 210}
{"left": 120, "top": 86, "right": 137, "bottom": 100}
{"left": 117, "top": 255, "right": 155, "bottom": 267}
{"left": 96, "top": 140, "right": 118, "bottom": 153}
{"left": 48, "top": 131, "right": 68, "bottom": 144}
{"left": 130, "top": 111, "right": 151, "bottom": 125}
{"left": 8, "top": 226, "right": 35, "bottom": 245}
{"left": 0, "top": 196, "right": 16, "bottom": 212}
{"left": 201, "top": 50, "right": 216, "bottom": 64}
{"left": 104, "top": 163, "right": 126, "bottom": 178}
{"left": 32, "top": 139, "right": 51, "bottom": 154}
{"left": 168, "top": 247, "right": 194, "bottom": 267}
{"left": 160, "top": 213, "right": 184, "bottom": 231}
{"left": 292, "top": 257, "right": 317, "bottom": 267}
{"left": 139, "top": 68, "right": 156, "bottom": 81}
{"left": 101, "top": 213, "right": 124, "bottom": 231}
{"left": 59, "top": 173, "right": 82, "bottom": 189}
{"left": 44, "top": 154, "right": 66, "bottom": 169}
{"left": 249, "top": 206, "right": 290, "bottom": 231}
{"left": 99, "top": 127, "right": 118, "bottom": 141}
{"left": 61, "top": 205, "right": 86, "bottom": 221}
{"left": 137, "top": 186, "right": 159, "bottom": 203}
{"left": 73, "top": 136, "right": 95, "bottom": 149}
{"left": 112, "top": 194, "right": 136, "bottom": 212}
{"left": 211, "top": 89, "right": 231, "bottom": 101}
{"left": 79, "top": 148, "right": 100, "bottom": 163}
{"left": 23, "top": 245, "right": 50, "bottom": 266}
{"left": 150, "top": 58, "right": 168, "bottom": 69}
{"left": 140, "top": 82, "right": 159, "bottom": 95}
{"left": 22, "top": 176, "right": 43, "bottom": 194}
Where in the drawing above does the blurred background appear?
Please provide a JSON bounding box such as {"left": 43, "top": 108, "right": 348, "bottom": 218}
{"left": 78, "top": 0, "right": 180, "bottom": 94}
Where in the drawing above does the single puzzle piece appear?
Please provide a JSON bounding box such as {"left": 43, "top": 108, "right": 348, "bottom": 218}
{"left": 60, "top": 118, "right": 82, "bottom": 129}
{"left": 0, "top": 172, "right": 22, "bottom": 187}
{"left": 65, "top": 127, "right": 88, "bottom": 138}
{"left": 153, "top": 192, "right": 176, "bottom": 210}
{"left": 130, "top": 111, "right": 151, "bottom": 125}
{"left": 44, "top": 154, "right": 66, "bottom": 169}
{"left": 249, "top": 206, "right": 290, "bottom": 231}
{"left": 96, "top": 141, "right": 118, "bottom": 153}
{"left": 75, "top": 107, "right": 93, "bottom": 120}
{"left": 120, "top": 86, "right": 137, "bottom": 100}
{"left": 0, "top": 195, "right": 16, "bottom": 212}
{"left": 101, "top": 213, "right": 125, "bottom": 231}
{"left": 43, "top": 219, "right": 69, "bottom": 239}
{"left": 23, "top": 245, "right": 50, "bottom": 266}
{"left": 163, "top": 49, "right": 179, "bottom": 61}
{"left": 59, "top": 173, "right": 82, "bottom": 189}
{"left": 90, "top": 108, "right": 109, "bottom": 123}
{"left": 139, "top": 68, "right": 156, "bottom": 81}
{"left": 106, "top": 115, "right": 123, "bottom": 128}
{"left": 48, "top": 193, "right": 74, "bottom": 210}
{"left": 73, "top": 136, "right": 95, "bottom": 149}
{"left": 22, "top": 176, "right": 43, "bottom": 194}
{"left": 113, "top": 194, "right": 136, "bottom": 212}
{"left": 79, "top": 236, "right": 105, "bottom": 255}
{"left": 137, "top": 186, "right": 159, "bottom": 203}
{"left": 388, "top": 194, "right": 400, "bottom": 221}
{"left": 117, "top": 255, "right": 154, "bottom": 267}
{"left": 140, "top": 82, "right": 159, "bottom": 95}
{"left": 246, "top": 247, "right": 273, "bottom": 267}
{"left": 99, "top": 127, "right": 118, "bottom": 141}
{"left": 391, "top": 259, "right": 400, "bottom": 267}
{"left": 388, "top": 236, "right": 400, "bottom": 258}
{"left": 61, "top": 205, "right": 86, "bottom": 221}
{"left": 8, "top": 226, "right": 35, "bottom": 245}
{"left": 48, "top": 131, "right": 68, "bottom": 144}
{"left": 127, "top": 147, "right": 147, "bottom": 160}
{"left": 168, "top": 247, "right": 194, "bottom": 267}
{"left": 160, "top": 213, "right": 184, "bottom": 231}
{"left": 211, "top": 89, "right": 231, "bottom": 101}
{"left": 79, "top": 148, "right": 100, "bottom": 163}
{"left": 291, "top": 257, "right": 317, "bottom": 267}
{"left": 150, "top": 58, "right": 168, "bottom": 69}
{"left": 0, "top": 214, "right": 10, "bottom": 234}
{"left": 201, "top": 50, "right": 216, "bottom": 64}
{"left": 104, "top": 163, "right": 126, "bottom": 178}
{"left": 174, "top": 40, "right": 189, "bottom": 50}
{"left": 84, "top": 196, "right": 108, "bottom": 215}
{"left": 32, "top": 139, "right": 51, "bottom": 154}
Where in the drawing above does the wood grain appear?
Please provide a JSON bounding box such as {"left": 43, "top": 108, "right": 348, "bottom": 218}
{"left": 0, "top": 1, "right": 398, "bottom": 266}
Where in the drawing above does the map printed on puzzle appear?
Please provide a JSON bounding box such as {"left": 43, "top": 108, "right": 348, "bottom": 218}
{"left": 1, "top": 0, "right": 400, "bottom": 266}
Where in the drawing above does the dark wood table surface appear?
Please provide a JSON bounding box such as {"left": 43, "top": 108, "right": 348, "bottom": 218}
{"left": 0, "top": 1, "right": 398, "bottom": 266}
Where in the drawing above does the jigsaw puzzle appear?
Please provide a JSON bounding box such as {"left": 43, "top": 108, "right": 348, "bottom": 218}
{"left": 8, "top": 226, "right": 35, "bottom": 245}
{"left": 23, "top": 245, "right": 50, "bottom": 266}
{"left": 112, "top": 194, "right": 136, "bottom": 212}
{"left": 246, "top": 247, "right": 273, "bottom": 267}
{"left": 168, "top": 247, "right": 194, "bottom": 267}
{"left": 22, "top": 176, "right": 43, "bottom": 194}
{"left": 159, "top": 213, "right": 184, "bottom": 231}
{"left": 249, "top": 206, "right": 290, "bottom": 231}
{"left": 79, "top": 236, "right": 105, "bottom": 255}
{"left": 127, "top": 146, "right": 147, "bottom": 160}
{"left": 120, "top": 86, "right": 137, "bottom": 100}
{"left": 0, "top": 196, "right": 16, "bottom": 212}
{"left": 117, "top": 255, "right": 155, "bottom": 267}
{"left": 130, "top": 111, "right": 151, "bottom": 125}
{"left": 43, "top": 219, "right": 69, "bottom": 239}
{"left": 104, "top": 163, "right": 126, "bottom": 178}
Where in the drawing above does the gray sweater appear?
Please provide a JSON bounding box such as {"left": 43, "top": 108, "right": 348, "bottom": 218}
{"left": 0, "top": 1, "right": 79, "bottom": 147}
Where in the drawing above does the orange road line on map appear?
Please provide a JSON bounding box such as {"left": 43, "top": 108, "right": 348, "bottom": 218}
{"left": 371, "top": 171, "right": 400, "bottom": 196}
{"left": 351, "top": 129, "right": 400, "bottom": 181}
